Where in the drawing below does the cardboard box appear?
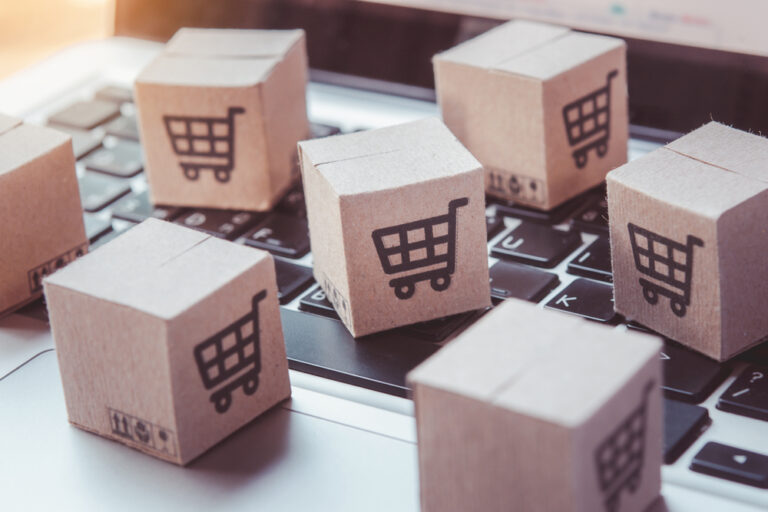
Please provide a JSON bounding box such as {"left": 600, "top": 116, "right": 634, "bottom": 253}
{"left": 408, "top": 299, "right": 662, "bottom": 512}
{"left": 135, "top": 28, "right": 309, "bottom": 211}
{"left": 0, "top": 114, "right": 87, "bottom": 318}
{"left": 608, "top": 121, "right": 768, "bottom": 361}
{"left": 43, "top": 218, "right": 290, "bottom": 465}
{"left": 434, "top": 20, "right": 628, "bottom": 210}
{"left": 299, "top": 118, "right": 490, "bottom": 337}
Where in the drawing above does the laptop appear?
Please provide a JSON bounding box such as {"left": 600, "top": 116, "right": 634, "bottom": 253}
{"left": 1, "top": 1, "right": 767, "bottom": 510}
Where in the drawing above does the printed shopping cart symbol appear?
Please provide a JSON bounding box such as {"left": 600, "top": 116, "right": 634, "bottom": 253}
{"left": 562, "top": 70, "right": 618, "bottom": 169}
{"left": 594, "top": 381, "right": 655, "bottom": 512}
{"left": 627, "top": 223, "right": 703, "bottom": 318}
{"left": 193, "top": 290, "right": 266, "bottom": 414}
{"left": 163, "top": 106, "right": 245, "bottom": 183}
{"left": 371, "top": 198, "right": 468, "bottom": 300}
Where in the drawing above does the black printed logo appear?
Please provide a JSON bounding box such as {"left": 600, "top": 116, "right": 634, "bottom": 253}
{"left": 628, "top": 223, "right": 703, "bottom": 318}
{"left": 164, "top": 107, "right": 245, "bottom": 183}
{"left": 487, "top": 168, "right": 546, "bottom": 206}
{"left": 108, "top": 407, "right": 177, "bottom": 457}
{"left": 371, "top": 198, "right": 468, "bottom": 300}
{"left": 193, "top": 291, "right": 266, "bottom": 414}
{"left": 27, "top": 243, "right": 88, "bottom": 293}
{"left": 562, "top": 70, "right": 618, "bottom": 169}
{"left": 594, "top": 381, "right": 654, "bottom": 512}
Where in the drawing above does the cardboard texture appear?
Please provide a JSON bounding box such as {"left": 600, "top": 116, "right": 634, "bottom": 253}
{"left": 135, "top": 28, "right": 309, "bottom": 211}
{"left": 434, "top": 20, "right": 628, "bottom": 210}
{"left": 0, "top": 114, "right": 87, "bottom": 318}
{"left": 408, "top": 299, "right": 662, "bottom": 512}
{"left": 43, "top": 218, "right": 290, "bottom": 465}
{"left": 299, "top": 118, "right": 490, "bottom": 337}
{"left": 608, "top": 121, "right": 768, "bottom": 361}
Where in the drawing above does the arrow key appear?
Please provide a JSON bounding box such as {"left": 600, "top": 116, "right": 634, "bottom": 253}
{"left": 691, "top": 442, "right": 768, "bottom": 488}
{"left": 717, "top": 365, "right": 768, "bottom": 421}
{"left": 545, "top": 278, "right": 618, "bottom": 323}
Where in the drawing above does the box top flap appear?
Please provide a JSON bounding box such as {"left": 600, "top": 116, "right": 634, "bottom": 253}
{"left": 0, "top": 113, "right": 21, "bottom": 136}
{"left": 0, "top": 122, "right": 70, "bottom": 177}
{"left": 136, "top": 55, "right": 280, "bottom": 87}
{"left": 299, "top": 118, "right": 481, "bottom": 195}
{"left": 44, "top": 219, "right": 268, "bottom": 319}
{"left": 408, "top": 299, "right": 660, "bottom": 427}
{"left": 165, "top": 28, "right": 303, "bottom": 59}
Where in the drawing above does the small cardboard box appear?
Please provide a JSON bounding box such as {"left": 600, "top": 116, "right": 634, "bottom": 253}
{"left": 408, "top": 299, "right": 662, "bottom": 512}
{"left": 299, "top": 118, "right": 490, "bottom": 337}
{"left": 434, "top": 20, "right": 628, "bottom": 210}
{"left": 43, "top": 218, "right": 290, "bottom": 465}
{"left": 135, "top": 28, "right": 309, "bottom": 211}
{"left": 0, "top": 114, "right": 87, "bottom": 318}
{"left": 609, "top": 121, "right": 768, "bottom": 361}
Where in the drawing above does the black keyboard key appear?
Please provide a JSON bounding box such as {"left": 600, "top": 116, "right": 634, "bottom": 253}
{"left": 83, "top": 214, "right": 112, "bottom": 243}
{"left": 663, "top": 399, "right": 709, "bottom": 464}
{"left": 486, "top": 212, "right": 503, "bottom": 239}
{"left": 78, "top": 172, "right": 131, "bottom": 212}
{"left": 281, "top": 308, "right": 439, "bottom": 397}
{"left": 111, "top": 191, "right": 185, "bottom": 223}
{"left": 627, "top": 320, "right": 653, "bottom": 333}
{"left": 662, "top": 341, "right": 728, "bottom": 403}
{"left": 174, "top": 209, "right": 263, "bottom": 240}
{"left": 56, "top": 127, "right": 102, "bottom": 159}
{"left": 94, "top": 85, "right": 133, "bottom": 104}
{"left": 275, "top": 185, "right": 307, "bottom": 218}
{"left": 84, "top": 140, "right": 143, "bottom": 178}
{"left": 489, "top": 260, "right": 559, "bottom": 303}
{"left": 491, "top": 222, "right": 581, "bottom": 268}
{"left": 545, "top": 278, "right": 617, "bottom": 323}
{"left": 243, "top": 214, "right": 310, "bottom": 259}
{"left": 299, "top": 284, "right": 338, "bottom": 318}
{"left": 403, "top": 311, "right": 477, "bottom": 343}
{"left": 717, "top": 366, "right": 768, "bottom": 421}
{"left": 48, "top": 100, "right": 120, "bottom": 130}
{"left": 739, "top": 342, "right": 768, "bottom": 366}
{"left": 691, "top": 442, "right": 768, "bottom": 488}
{"left": 571, "top": 195, "right": 609, "bottom": 234}
{"left": 492, "top": 192, "right": 585, "bottom": 225}
{"left": 566, "top": 236, "right": 612, "bottom": 282}
{"left": 310, "top": 122, "right": 341, "bottom": 139}
{"left": 274, "top": 258, "right": 313, "bottom": 305}
{"left": 91, "top": 225, "right": 133, "bottom": 249}
{"left": 104, "top": 115, "right": 139, "bottom": 141}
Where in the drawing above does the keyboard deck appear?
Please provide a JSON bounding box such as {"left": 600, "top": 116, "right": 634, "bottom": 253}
{"left": 11, "top": 83, "right": 768, "bottom": 496}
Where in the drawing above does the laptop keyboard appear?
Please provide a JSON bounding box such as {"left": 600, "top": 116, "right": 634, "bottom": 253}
{"left": 15, "top": 83, "right": 768, "bottom": 491}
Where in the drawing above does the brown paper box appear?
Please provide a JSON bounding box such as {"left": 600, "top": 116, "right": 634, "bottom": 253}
{"left": 135, "top": 28, "right": 309, "bottom": 211}
{"left": 0, "top": 114, "right": 87, "bottom": 318}
{"left": 43, "top": 218, "right": 290, "bottom": 465}
{"left": 408, "top": 299, "right": 662, "bottom": 512}
{"left": 299, "top": 117, "right": 491, "bottom": 337}
{"left": 434, "top": 20, "right": 628, "bottom": 210}
{"left": 608, "top": 121, "right": 768, "bottom": 361}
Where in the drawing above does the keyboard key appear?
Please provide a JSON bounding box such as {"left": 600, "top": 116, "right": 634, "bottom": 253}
{"left": 663, "top": 399, "right": 709, "bottom": 464}
{"left": 174, "top": 209, "right": 263, "bottom": 240}
{"left": 275, "top": 185, "right": 307, "bottom": 218}
{"left": 717, "top": 366, "right": 768, "bottom": 421}
{"left": 691, "top": 442, "right": 768, "bottom": 488}
{"left": 485, "top": 212, "right": 503, "bottom": 239}
{"left": 111, "top": 191, "right": 185, "bottom": 223}
{"left": 83, "top": 140, "right": 143, "bottom": 178}
{"left": 739, "top": 342, "right": 768, "bottom": 366}
{"left": 94, "top": 85, "right": 133, "bottom": 104}
{"left": 299, "top": 284, "right": 338, "bottom": 318}
{"left": 243, "top": 214, "right": 310, "bottom": 259}
{"left": 91, "top": 225, "right": 133, "bottom": 249}
{"left": 492, "top": 192, "right": 585, "bottom": 225}
{"left": 78, "top": 172, "right": 131, "bottom": 212}
{"left": 627, "top": 320, "right": 653, "bottom": 333}
{"left": 571, "top": 195, "right": 609, "bottom": 234}
{"left": 104, "top": 115, "right": 139, "bottom": 141}
{"left": 403, "top": 311, "right": 477, "bottom": 343}
{"left": 662, "top": 340, "right": 728, "bottom": 403}
{"left": 566, "top": 236, "right": 612, "bottom": 282}
{"left": 281, "top": 308, "right": 439, "bottom": 397}
{"left": 545, "top": 278, "right": 618, "bottom": 323}
{"left": 55, "top": 127, "right": 102, "bottom": 159}
{"left": 310, "top": 122, "right": 341, "bottom": 138}
{"left": 491, "top": 222, "right": 581, "bottom": 268}
{"left": 48, "top": 100, "right": 120, "bottom": 130}
{"left": 274, "top": 258, "right": 313, "bottom": 304}
{"left": 82, "top": 214, "right": 112, "bottom": 243}
{"left": 489, "top": 260, "right": 559, "bottom": 303}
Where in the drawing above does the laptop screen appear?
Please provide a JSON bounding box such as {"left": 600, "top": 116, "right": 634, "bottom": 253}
{"left": 114, "top": 0, "right": 768, "bottom": 135}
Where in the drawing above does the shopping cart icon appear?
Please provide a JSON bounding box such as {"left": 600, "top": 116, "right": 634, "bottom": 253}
{"left": 371, "top": 198, "right": 468, "bottom": 300}
{"left": 595, "top": 381, "right": 655, "bottom": 512}
{"left": 193, "top": 290, "right": 266, "bottom": 414}
{"left": 562, "top": 70, "right": 618, "bottom": 169}
{"left": 163, "top": 106, "right": 245, "bottom": 183}
{"left": 628, "top": 223, "right": 703, "bottom": 318}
